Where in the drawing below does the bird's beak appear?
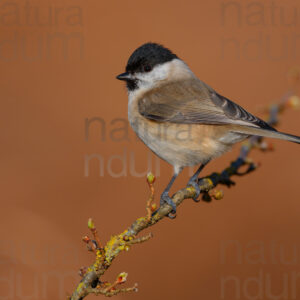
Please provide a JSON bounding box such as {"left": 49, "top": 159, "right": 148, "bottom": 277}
{"left": 116, "top": 72, "right": 131, "bottom": 81}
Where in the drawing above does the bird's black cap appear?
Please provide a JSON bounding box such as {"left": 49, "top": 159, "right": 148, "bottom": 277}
{"left": 125, "top": 42, "right": 178, "bottom": 74}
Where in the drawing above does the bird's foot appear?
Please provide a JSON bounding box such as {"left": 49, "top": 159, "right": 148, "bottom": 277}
{"left": 187, "top": 179, "right": 201, "bottom": 202}
{"left": 160, "top": 192, "right": 177, "bottom": 219}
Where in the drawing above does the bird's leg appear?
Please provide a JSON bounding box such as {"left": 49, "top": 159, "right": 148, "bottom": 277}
{"left": 160, "top": 168, "right": 182, "bottom": 219}
{"left": 187, "top": 160, "right": 210, "bottom": 202}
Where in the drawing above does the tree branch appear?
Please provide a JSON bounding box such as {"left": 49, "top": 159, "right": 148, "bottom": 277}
{"left": 69, "top": 84, "right": 299, "bottom": 300}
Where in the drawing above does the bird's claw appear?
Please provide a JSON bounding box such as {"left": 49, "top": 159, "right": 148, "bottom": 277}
{"left": 187, "top": 180, "right": 201, "bottom": 202}
{"left": 160, "top": 192, "right": 177, "bottom": 219}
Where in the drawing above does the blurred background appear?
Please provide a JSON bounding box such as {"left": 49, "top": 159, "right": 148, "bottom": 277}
{"left": 1, "top": 0, "right": 300, "bottom": 299}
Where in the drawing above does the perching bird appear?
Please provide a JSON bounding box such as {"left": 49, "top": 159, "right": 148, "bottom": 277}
{"left": 116, "top": 42, "right": 300, "bottom": 217}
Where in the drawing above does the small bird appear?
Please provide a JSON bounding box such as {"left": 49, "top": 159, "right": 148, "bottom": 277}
{"left": 116, "top": 42, "right": 300, "bottom": 217}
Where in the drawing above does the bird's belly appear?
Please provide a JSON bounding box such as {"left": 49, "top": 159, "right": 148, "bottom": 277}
{"left": 130, "top": 115, "right": 246, "bottom": 167}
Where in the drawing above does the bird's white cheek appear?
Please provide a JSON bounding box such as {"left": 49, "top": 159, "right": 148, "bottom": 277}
{"left": 152, "top": 68, "right": 168, "bottom": 81}
{"left": 138, "top": 66, "right": 169, "bottom": 84}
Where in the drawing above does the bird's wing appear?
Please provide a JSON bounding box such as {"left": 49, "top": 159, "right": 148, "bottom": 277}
{"left": 138, "top": 78, "right": 275, "bottom": 131}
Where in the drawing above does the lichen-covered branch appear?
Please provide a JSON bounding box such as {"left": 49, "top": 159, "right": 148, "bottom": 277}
{"left": 69, "top": 75, "right": 299, "bottom": 300}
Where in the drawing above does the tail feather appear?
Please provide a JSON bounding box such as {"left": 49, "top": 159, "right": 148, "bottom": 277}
{"left": 232, "top": 126, "right": 300, "bottom": 144}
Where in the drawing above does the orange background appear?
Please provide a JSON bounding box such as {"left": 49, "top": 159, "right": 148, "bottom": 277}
{"left": 1, "top": 0, "right": 300, "bottom": 299}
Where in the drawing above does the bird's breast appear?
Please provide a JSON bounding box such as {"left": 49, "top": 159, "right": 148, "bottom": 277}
{"left": 128, "top": 93, "right": 246, "bottom": 168}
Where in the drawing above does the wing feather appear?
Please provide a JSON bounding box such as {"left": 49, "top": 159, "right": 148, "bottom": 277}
{"left": 138, "top": 79, "right": 276, "bottom": 131}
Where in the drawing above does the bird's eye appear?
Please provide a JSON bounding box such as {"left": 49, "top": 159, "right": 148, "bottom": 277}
{"left": 144, "top": 65, "right": 152, "bottom": 72}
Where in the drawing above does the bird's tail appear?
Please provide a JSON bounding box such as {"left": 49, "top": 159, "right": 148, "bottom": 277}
{"left": 232, "top": 126, "right": 300, "bottom": 144}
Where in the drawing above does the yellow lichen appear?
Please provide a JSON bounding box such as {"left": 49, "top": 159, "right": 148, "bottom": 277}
{"left": 186, "top": 187, "right": 194, "bottom": 193}
{"left": 136, "top": 217, "right": 146, "bottom": 225}
{"left": 77, "top": 281, "right": 85, "bottom": 291}
{"left": 207, "top": 178, "right": 213, "bottom": 185}
{"left": 104, "top": 231, "right": 134, "bottom": 264}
